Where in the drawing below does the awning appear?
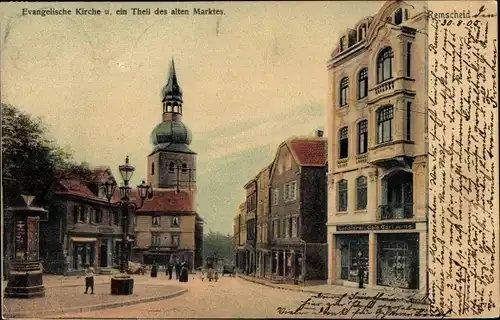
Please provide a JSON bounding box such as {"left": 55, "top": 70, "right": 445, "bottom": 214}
{"left": 71, "top": 237, "right": 97, "bottom": 242}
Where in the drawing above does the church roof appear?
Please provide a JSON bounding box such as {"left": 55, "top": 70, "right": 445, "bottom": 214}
{"left": 161, "top": 58, "right": 183, "bottom": 103}
{"left": 135, "top": 189, "right": 196, "bottom": 214}
{"left": 150, "top": 120, "right": 193, "bottom": 147}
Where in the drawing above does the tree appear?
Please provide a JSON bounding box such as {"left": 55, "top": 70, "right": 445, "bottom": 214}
{"left": 202, "top": 230, "right": 234, "bottom": 263}
{"left": 1, "top": 103, "right": 91, "bottom": 206}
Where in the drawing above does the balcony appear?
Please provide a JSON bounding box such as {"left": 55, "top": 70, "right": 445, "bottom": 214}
{"left": 378, "top": 203, "right": 413, "bottom": 220}
{"left": 374, "top": 79, "right": 395, "bottom": 95}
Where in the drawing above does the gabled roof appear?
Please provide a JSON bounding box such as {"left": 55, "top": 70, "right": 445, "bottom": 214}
{"left": 55, "top": 179, "right": 119, "bottom": 202}
{"left": 135, "top": 189, "right": 196, "bottom": 214}
{"left": 269, "top": 137, "right": 327, "bottom": 181}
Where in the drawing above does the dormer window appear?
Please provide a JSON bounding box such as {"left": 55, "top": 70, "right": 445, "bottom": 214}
{"left": 394, "top": 8, "right": 403, "bottom": 25}
{"left": 358, "top": 24, "right": 366, "bottom": 41}
{"left": 340, "top": 36, "right": 346, "bottom": 51}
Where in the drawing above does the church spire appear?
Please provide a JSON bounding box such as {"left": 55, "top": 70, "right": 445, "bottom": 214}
{"left": 161, "top": 57, "right": 183, "bottom": 104}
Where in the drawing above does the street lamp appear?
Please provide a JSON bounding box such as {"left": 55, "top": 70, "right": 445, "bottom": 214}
{"left": 102, "top": 156, "right": 153, "bottom": 295}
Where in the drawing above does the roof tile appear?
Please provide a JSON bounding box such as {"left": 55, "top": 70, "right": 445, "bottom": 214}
{"left": 288, "top": 138, "right": 327, "bottom": 167}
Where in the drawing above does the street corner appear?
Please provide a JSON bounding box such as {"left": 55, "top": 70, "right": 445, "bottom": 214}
{"left": 2, "top": 283, "right": 188, "bottom": 319}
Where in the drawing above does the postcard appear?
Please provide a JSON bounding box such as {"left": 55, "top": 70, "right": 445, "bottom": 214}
{"left": 1, "top": 1, "right": 498, "bottom": 319}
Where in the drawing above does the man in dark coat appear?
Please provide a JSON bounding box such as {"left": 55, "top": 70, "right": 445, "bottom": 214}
{"left": 179, "top": 262, "right": 189, "bottom": 282}
{"left": 167, "top": 262, "right": 173, "bottom": 280}
{"left": 174, "top": 261, "right": 181, "bottom": 280}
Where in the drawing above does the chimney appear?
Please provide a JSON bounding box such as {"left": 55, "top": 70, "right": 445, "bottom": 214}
{"left": 315, "top": 129, "right": 324, "bottom": 137}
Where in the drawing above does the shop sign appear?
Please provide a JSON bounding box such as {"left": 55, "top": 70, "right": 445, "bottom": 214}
{"left": 336, "top": 222, "right": 416, "bottom": 232}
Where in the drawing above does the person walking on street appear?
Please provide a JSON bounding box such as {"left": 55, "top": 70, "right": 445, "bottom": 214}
{"left": 175, "top": 261, "right": 181, "bottom": 280}
{"left": 167, "top": 263, "right": 173, "bottom": 280}
{"left": 84, "top": 263, "right": 95, "bottom": 294}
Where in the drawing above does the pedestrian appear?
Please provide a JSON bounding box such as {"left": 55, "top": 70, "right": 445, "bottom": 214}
{"left": 84, "top": 263, "right": 95, "bottom": 294}
{"left": 168, "top": 262, "right": 173, "bottom": 280}
{"left": 151, "top": 261, "right": 158, "bottom": 278}
{"left": 179, "top": 262, "right": 189, "bottom": 283}
{"left": 175, "top": 261, "right": 181, "bottom": 280}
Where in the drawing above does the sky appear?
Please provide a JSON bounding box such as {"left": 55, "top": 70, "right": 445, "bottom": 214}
{"left": 1, "top": 1, "right": 386, "bottom": 235}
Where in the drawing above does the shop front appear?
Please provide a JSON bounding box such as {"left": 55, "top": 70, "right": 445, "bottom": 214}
{"left": 337, "top": 235, "right": 369, "bottom": 283}
{"left": 332, "top": 222, "right": 424, "bottom": 291}
{"left": 377, "top": 233, "right": 419, "bottom": 289}
{"left": 70, "top": 237, "right": 97, "bottom": 270}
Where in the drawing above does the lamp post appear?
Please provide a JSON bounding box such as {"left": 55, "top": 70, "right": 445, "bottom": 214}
{"left": 4, "top": 195, "right": 47, "bottom": 298}
{"left": 103, "top": 156, "right": 153, "bottom": 295}
{"left": 358, "top": 250, "right": 364, "bottom": 289}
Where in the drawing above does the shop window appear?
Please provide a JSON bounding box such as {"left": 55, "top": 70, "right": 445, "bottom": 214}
{"left": 377, "top": 234, "right": 419, "bottom": 289}
{"left": 339, "top": 77, "right": 349, "bottom": 107}
{"left": 357, "top": 120, "right": 368, "bottom": 154}
{"left": 339, "top": 236, "right": 369, "bottom": 282}
{"left": 377, "top": 47, "right": 393, "bottom": 84}
{"left": 356, "top": 176, "right": 368, "bottom": 210}
{"left": 377, "top": 105, "right": 393, "bottom": 144}
{"left": 337, "top": 180, "right": 348, "bottom": 212}
{"left": 358, "top": 68, "right": 368, "bottom": 99}
{"left": 339, "top": 127, "right": 349, "bottom": 159}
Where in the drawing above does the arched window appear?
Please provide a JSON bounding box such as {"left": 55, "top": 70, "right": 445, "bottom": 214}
{"left": 377, "top": 47, "right": 393, "bottom": 84}
{"left": 167, "top": 104, "right": 172, "bottom": 113}
{"left": 173, "top": 105, "right": 178, "bottom": 113}
{"left": 337, "top": 180, "right": 348, "bottom": 212}
{"left": 339, "top": 127, "right": 349, "bottom": 159}
{"left": 357, "top": 120, "right": 368, "bottom": 154}
{"left": 377, "top": 105, "right": 393, "bottom": 144}
{"left": 339, "top": 77, "right": 349, "bottom": 107}
{"left": 394, "top": 8, "right": 403, "bottom": 25}
{"left": 356, "top": 176, "right": 368, "bottom": 210}
{"left": 169, "top": 161, "right": 175, "bottom": 173}
{"left": 358, "top": 68, "right": 368, "bottom": 99}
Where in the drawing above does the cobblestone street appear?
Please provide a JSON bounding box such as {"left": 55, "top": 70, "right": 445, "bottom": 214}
{"left": 56, "top": 274, "right": 429, "bottom": 319}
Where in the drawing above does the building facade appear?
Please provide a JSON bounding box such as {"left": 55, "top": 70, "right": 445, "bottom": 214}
{"left": 268, "top": 134, "right": 328, "bottom": 282}
{"left": 131, "top": 58, "right": 201, "bottom": 270}
{"left": 255, "top": 165, "right": 271, "bottom": 278}
{"left": 40, "top": 167, "right": 125, "bottom": 275}
{"left": 326, "top": 0, "right": 427, "bottom": 292}
{"left": 243, "top": 179, "right": 257, "bottom": 275}
{"left": 235, "top": 201, "right": 247, "bottom": 271}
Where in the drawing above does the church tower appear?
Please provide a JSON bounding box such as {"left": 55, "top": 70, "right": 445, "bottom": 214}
{"left": 147, "top": 59, "right": 197, "bottom": 191}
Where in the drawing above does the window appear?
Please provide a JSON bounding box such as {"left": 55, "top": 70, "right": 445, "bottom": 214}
{"left": 273, "top": 220, "right": 278, "bottom": 238}
{"left": 113, "top": 211, "right": 120, "bottom": 225}
{"left": 406, "top": 42, "right": 412, "bottom": 77}
{"left": 273, "top": 188, "right": 279, "bottom": 205}
{"left": 358, "top": 68, "right": 368, "bottom": 99}
{"left": 292, "top": 217, "right": 298, "bottom": 238}
{"left": 151, "top": 233, "right": 161, "bottom": 246}
{"left": 405, "top": 9, "right": 409, "bottom": 20}
{"left": 357, "top": 120, "right": 368, "bottom": 154}
{"left": 171, "top": 234, "right": 180, "bottom": 246}
{"left": 284, "top": 182, "right": 297, "bottom": 201}
{"left": 168, "top": 161, "right": 175, "bottom": 173}
{"left": 358, "top": 24, "right": 366, "bottom": 41}
{"left": 94, "top": 209, "right": 102, "bottom": 224}
{"left": 356, "top": 176, "right": 368, "bottom": 210}
{"left": 394, "top": 8, "right": 403, "bottom": 25}
{"left": 340, "top": 36, "right": 346, "bottom": 51}
{"left": 337, "top": 180, "right": 348, "bottom": 212}
{"left": 152, "top": 216, "right": 161, "bottom": 226}
{"left": 406, "top": 102, "right": 412, "bottom": 140}
{"left": 377, "top": 106, "right": 393, "bottom": 144}
{"left": 151, "top": 162, "right": 155, "bottom": 175}
{"left": 79, "top": 206, "right": 86, "bottom": 222}
{"left": 339, "top": 77, "right": 349, "bottom": 106}
{"left": 284, "top": 218, "right": 290, "bottom": 238}
{"left": 182, "top": 163, "right": 187, "bottom": 173}
{"left": 339, "top": 127, "right": 349, "bottom": 159}
{"left": 377, "top": 47, "right": 393, "bottom": 84}
{"left": 133, "top": 216, "right": 137, "bottom": 226}
{"left": 171, "top": 216, "right": 180, "bottom": 227}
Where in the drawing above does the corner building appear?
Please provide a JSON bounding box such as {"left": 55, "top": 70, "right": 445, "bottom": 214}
{"left": 326, "top": 0, "right": 428, "bottom": 293}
